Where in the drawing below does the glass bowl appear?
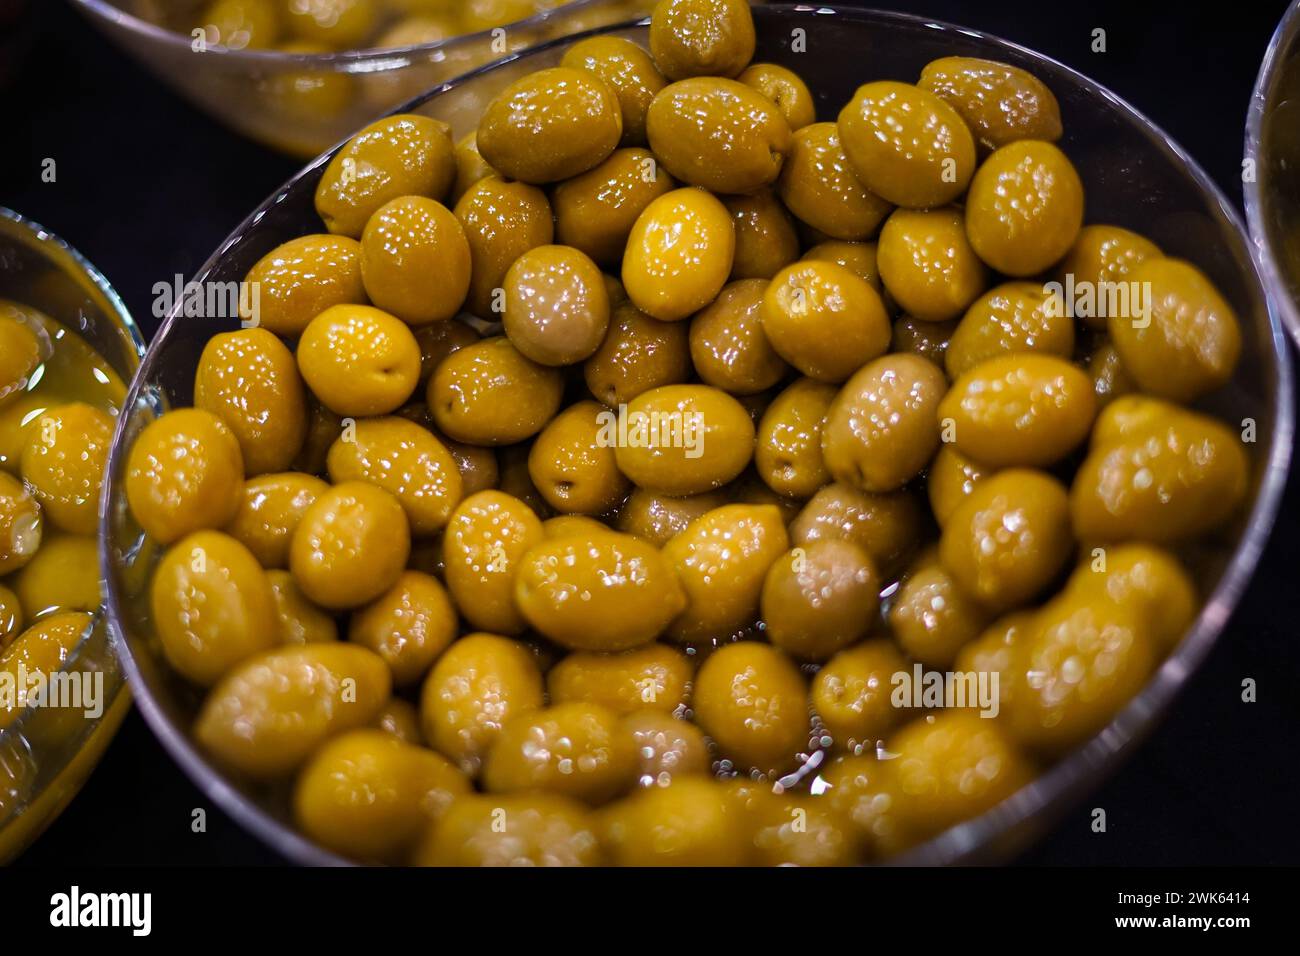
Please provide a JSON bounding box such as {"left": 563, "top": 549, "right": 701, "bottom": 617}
{"left": 70, "top": 0, "right": 656, "bottom": 158}
{"left": 0, "top": 207, "right": 146, "bottom": 862}
{"left": 102, "top": 4, "right": 1295, "bottom": 866}
{"left": 1246, "top": 0, "right": 1300, "bottom": 350}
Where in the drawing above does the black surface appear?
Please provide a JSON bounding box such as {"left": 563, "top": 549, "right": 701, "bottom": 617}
{"left": 2, "top": 0, "right": 1297, "bottom": 866}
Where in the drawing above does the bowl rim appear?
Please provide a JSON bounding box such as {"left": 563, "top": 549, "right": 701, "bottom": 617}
{"left": 1244, "top": 0, "right": 1300, "bottom": 350}
{"left": 69, "top": 0, "right": 634, "bottom": 65}
{"left": 0, "top": 205, "right": 145, "bottom": 739}
{"left": 102, "top": 3, "right": 1297, "bottom": 867}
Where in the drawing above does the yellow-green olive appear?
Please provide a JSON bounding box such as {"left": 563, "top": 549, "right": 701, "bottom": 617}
{"left": 225, "top": 471, "right": 330, "bottom": 569}
{"left": 477, "top": 67, "right": 623, "bottom": 184}
{"left": 662, "top": 503, "right": 788, "bottom": 643}
{"left": 778, "top": 122, "right": 893, "bottom": 240}
{"left": 889, "top": 548, "right": 990, "bottom": 668}
{"left": 553, "top": 148, "right": 677, "bottom": 268}
{"left": 614, "top": 487, "right": 728, "bottom": 545}
{"left": 515, "top": 529, "right": 686, "bottom": 650}
{"left": 417, "top": 792, "right": 604, "bottom": 866}
{"left": 315, "top": 114, "right": 455, "bottom": 237}
{"left": 359, "top": 195, "right": 471, "bottom": 325}
{"left": 693, "top": 641, "right": 808, "bottom": 774}
{"left": 790, "top": 482, "right": 923, "bottom": 578}
{"left": 266, "top": 569, "right": 338, "bottom": 645}
{"left": 503, "top": 245, "right": 611, "bottom": 366}
{"left": 527, "top": 400, "right": 630, "bottom": 515}
{"left": 926, "top": 444, "right": 992, "bottom": 528}
{"left": 965, "top": 140, "right": 1084, "bottom": 277}
{"left": 454, "top": 177, "right": 554, "bottom": 319}
{"left": 648, "top": 0, "right": 756, "bottom": 81}
{"left": 349, "top": 570, "right": 457, "bottom": 686}
{"left": 622, "top": 187, "right": 735, "bottom": 322}
{"left": 812, "top": 639, "right": 908, "bottom": 754}
{"left": 877, "top": 207, "right": 988, "bottom": 322}
{"left": 194, "top": 327, "right": 309, "bottom": 476}
{"left": 761, "top": 539, "right": 880, "bottom": 662}
{"left": 613, "top": 384, "right": 754, "bottom": 496}
{"left": 837, "top": 81, "right": 976, "bottom": 208}
{"left": 754, "top": 377, "right": 837, "bottom": 499}
{"left": 241, "top": 234, "right": 366, "bottom": 337}
{"left": 1055, "top": 224, "right": 1161, "bottom": 330}
{"left": 429, "top": 337, "right": 564, "bottom": 446}
{"left": 725, "top": 190, "right": 800, "bottom": 280}
{"left": 918, "top": 56, "right": 1063, "bottom": 151}
{"left": 196, "top": 643, "right": 392, "bottom": 778}
{"left": 561, "top": 36, "right": 667, "bottom": 146}
{"left": 442, "top": 490, "right": 543, "bottom": 635}
{"left": 822, "top": 354, "right": 949, "bottom": 493}
{"left": 690, "top": 279, "right": 788, "bottom": 394}
{"left": 945, "top": 282, "right": 1075, "bottom": 379}
{"left": 738, "top": 62, "right": 816, "bottom": 130}
{"left": 548, "top": 642, "right": 693, "bottom": 714}
{"left": 296, "top": 304, "right": 421, "bottom": 417}
{"left": 583, "top": 301, "right": 692, "bottom": 407}
{"left": 18, "top": 403, "right": 112, "bottom": 536}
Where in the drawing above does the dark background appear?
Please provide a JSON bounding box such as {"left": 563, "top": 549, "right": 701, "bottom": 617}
{"left": 2, "top": 0, "right": 1297, "bottom": 866}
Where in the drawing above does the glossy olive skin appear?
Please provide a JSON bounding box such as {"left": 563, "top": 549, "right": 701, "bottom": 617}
{"left": 662, "top": 503, "right": 788, "bottom": 643}
{"left": 779, "top": 122, "right": 893, "bottom": 241}
{"left": 725, "top": 190, "right": 800, "bottom": 281}
{"left": 17, "top": 403, "right": 111, "bottom": 536}
{"left": 762, "top": 539, "right": 879, "bottom": 662}
{"left": 893, "top": 316, "right": 957, "bottom": 367}
{"left": 293, "top": 729, "right": 470, "bottom": 863}
{"left": 690, "top": 279, "right": 788, "bottom": 394}
{"left": 442, "top": 490, "right": 544, "bottom": 635}
{"left": 243, "top": 236, "right": 366, "bottom": 339}
{"left": 526, "top": 401, "right": 625, "bottom": 515}
{"left": 1108, "top": 257, "right": 1242, "bottom": 402}
{"left": 1004, "top": 588, "right": 1157, "bottom": 755}
{"left": 483, "top": 701, "right": 635, "bottom": 804}
{"left": 450, "top": 132, "right": 496, "bottom": 204}
{"left": 623, "top": 710, "right": 711, "bottom": 786}
{"left": 515, "top": 530, "right": 686, "bottom": 650}
{"left": 0, "top": 611, "right": 93, "bottom": 730}
{"left": 150, "top": 531, "right": 278, "bottom": 686}
{"left": 419, "top": 632, "right": 545, "bottom": 776}
{"left": 297, "top": 304, "right": 421, "bottom": 417}
{"left": 919, "top": 56, "right": 1063, "bottom": 152}
{"left": 648, "top": 0, "right": 755, "bottom": 80}
{"left": 326, "top": 416, "right": 462, "bottom": 535}
{"left": 553, "top": 148, "right": 676, "bottom": 268}
{"left": 802, "top": 240, "right": 883, "bottom": 291}
{"left": 820, "top": 753, "right": 906, "bottom": 858}
{"left": 890, "top": 548, "right": 990, "bottom": 668}
{"left": 315, "top": 114, "right": 455, "bottom": 237}
{"left": 0, "top": 314, "right": 43, "bottom": 409}
{"left": 583, "top": 301, "right": 692, "bottom": 407}
{"left": 646, "top": 78, "right": 791, "bottom": 194}
{"left": 1087, "top": 342, "right": 1136, "bottom": 407}
{"left": 614, "top": 487, "right": 727, "bottom": 545}
{"left": 693, "top": 641, "right": 807, "bottom": 774}
{"left": 548, "top": 642, "right": 692, "bottom": 714}
{"left": 939, "top": 354, "right": 1097, "bottom": 468}
{"left": 503, "top": 245, "right": 611, "bottom": 366}
{"left": 454, "top": 176, "right": 554, "bottom": 319}
{"left": 877, "top": 207, "right": 988, "bottom": 323}
{"left": 754, "top": 378, "right": 836, "bottom": 499}
{"left": 603, "top": 776, "right": 749, "bottom": 864}
{"left": 738, "top": 62, "right": 816, "bottom": 131}
{"left": 194, "top": 328, "right": 308, "bottom": 476}
{"left": 622, "top": 188, "right": 735, "bottom": 322}
{"left": 945, "top": 282, "right": 1075, "bottom": 379}
{"left": 225, "top": 471, "right": 329, "bottom": 569}
{"left": 1070, "top": 396, "right": 1248, "bottom": 544}
{"left": 429, "top": 337, "right": 565, "bottom": 446}
{"left": 0, "top": 584, "right": 20, "bottom": 649}
{"left": 561, "top": 36, "right": 667, "bottom": 146}
{"left": 126, "top": 408, "right": 245, "bottom": 545}
{"left": 415, "top": 319, "right": 480, "bottom": 388}
{"left": 1056, "top": 224, "right": 1161, "bottom": 330}
{"left": 727, "top": 780, "right": 864, "bottom": 867}
{"left": 926, "top": 444, "right": 992, "bottom": 527}
{"left": 418, "top": 792, "right": 604, "bottom": 867}
{"left": 349, "top": 570, "right": 457, "bottom": 686}
{"left": 359, "top": 195, "right": 471, "bottom": 326}
{"left": 822, "top": 354, "right": 949, "bottom": 493}
{"left": 966, "top": 140, "right": 1084, "bottom": 277}
{"left": 888, "top": 712, "right": 1033, "bottom": 844}
{"left": 837, "top": 81, "right": 976, "bottom": 208}
{"left": 762, "top": 260, "right": 891, "bottom": 383}
{"left": 290, "top": 481, "right": 410, "bottom": 610}
{"left": 613, "top": 384, "right": 754, "bottom": 496}
{"left": 1070, "top": 543, "right": 1197, "bottom": 651}
{"left": 196, "top": 643, "right": 391, "bottom": 779}
{"left": 790, "top": 482, "right": 922, "bottom": 578}
{"left": 940, "top": 469, "right": 1073, "bottom": 611}
{"left": 266, "top": 569, "right": 337, "bottom": 645}
{"left": 477, "top": 67, "right": 623, "bottom": 184}
{"left": 371, "top": 697, "right": 422, "bottom": 744}
{"left": 9, "top": 532, "right": 97, "bottom": 621}
{"left": 812, "top": 639, "right": 908, "bottom": 753}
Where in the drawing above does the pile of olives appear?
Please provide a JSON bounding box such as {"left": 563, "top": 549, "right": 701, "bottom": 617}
{"left": 122, "top": 0, "right": 1250, "bottom": 865}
